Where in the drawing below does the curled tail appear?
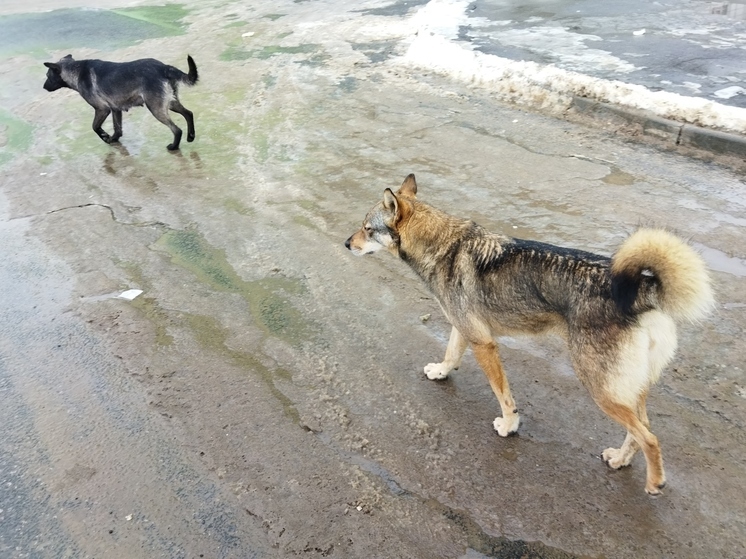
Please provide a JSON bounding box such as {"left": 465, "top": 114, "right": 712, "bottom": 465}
{"left": 611, "top": 228, "right": 714, "bottom": 322}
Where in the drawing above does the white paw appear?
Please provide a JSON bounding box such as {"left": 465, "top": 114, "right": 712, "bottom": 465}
{"left": 424, "top": 362, "right": 451, "bottom": 380}
{"left": 493, "top": 414, "right": 520, "bottom": 437}
{"left": 602, "top": 447, "right": 630, "bottom": 469}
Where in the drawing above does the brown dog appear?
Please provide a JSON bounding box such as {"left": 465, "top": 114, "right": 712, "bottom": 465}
{"left": 345, "top": 174, "right": 714, "bottom": 495}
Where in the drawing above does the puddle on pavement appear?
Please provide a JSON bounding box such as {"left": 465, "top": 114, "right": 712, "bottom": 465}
{"left": 155, "top": 228, "right": 312, "bottom": 343}
{"left": 601, "top": 167, "right": 636, "bottom": 186}
{"left": 120, "top": 260, "right": 301, "bottom": 422}
{"left": 0, "top": 5, "right": 188, "bottom": 56}
{"left": 351, "top": 41, "right": 398, "bottom": 64}
{"left": 693, "top": 243, "right": 746, "bottom": 277}
{"left": 184, "top": 313, "right": 300, "bottom": 423}
{"left": 119, "top": 261, "right": 174, "bottom": 347}
{"left": 359, "top": 0, "right": 429, "bottom": 17}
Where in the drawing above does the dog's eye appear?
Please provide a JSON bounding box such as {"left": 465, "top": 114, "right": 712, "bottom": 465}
{"left": 364, "top": 227, "right": 373, "bottom": 235}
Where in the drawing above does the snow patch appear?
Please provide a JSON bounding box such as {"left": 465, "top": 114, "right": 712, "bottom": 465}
{"left": 396, "top": 0, "right": 746, "bottom": 133}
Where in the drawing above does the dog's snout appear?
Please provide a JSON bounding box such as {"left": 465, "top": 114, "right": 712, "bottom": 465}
{"left": 344, "top": 237, "right": 351, "bottom": 250}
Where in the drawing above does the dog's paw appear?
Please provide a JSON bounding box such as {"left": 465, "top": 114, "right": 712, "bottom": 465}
{"left": 645, "top": 480, "right": 666, "bottom": 496}
{"left": 187, "top": 133, "right": 195, "bottom": 142}
{"left": 602, "top": 447, "right": 629, "bottom": 469}
{"left": 166, "top": 143, "right": 180, "bottom": 151}
{"left": 424, "top": 362, "right": 451, "bottom": 380}
{"left": 493, "top": 414, "right": 520, "bottom": 437}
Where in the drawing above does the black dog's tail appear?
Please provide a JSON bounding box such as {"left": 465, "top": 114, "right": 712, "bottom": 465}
{"left": 186, "top": 55, "right": 198, "bottom": 85}
{"left": 181, "top": 55, "right": 198, "bottom": 86}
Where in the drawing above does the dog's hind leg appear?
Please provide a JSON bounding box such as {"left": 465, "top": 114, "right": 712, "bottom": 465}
{"left": 110, "top": 109, "right": 123, "bottom": 143}
{"left": 602, "top": 391, "right": 647, "bottom": 469}
{"left": 471, "top": 341, "right": 520, "bottom": 437}
{"left": 596, "top": 397, "right": 665, "bottom": 495}
{"left": 92, "top": 108, "right": 112, "bottom": 143}
{"left": 146, "top": 101, "right": 183, "bottom": 150}
{"left": 425, "top": 326, "right": 467, "bottom": 380}
{"left": 169, "top": 98, "right": 195, "bottom": 142}
{"left": 601, "top": 394, "right": 650, "bottom": 470}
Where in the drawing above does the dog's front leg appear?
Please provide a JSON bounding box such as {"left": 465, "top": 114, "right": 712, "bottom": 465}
{"left": 424, "top": 326, "right": 467, "bottom": 380}
{"left": 110, "top": 110, "right": 123, "bottom": 143}
{"left": 92, "top": 108, "right": 112, "bottom": 143}
{"left": 471, "top": 341, "right": 520, "bottom": 436}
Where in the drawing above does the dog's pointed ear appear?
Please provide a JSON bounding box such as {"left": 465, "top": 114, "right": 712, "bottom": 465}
{"left": 383, "top": 188, "right": 399, "bottom": 214}
{"left": 64, "top": 54, "right": 73, "bottom": 59}
{"left": 397, "top": 173, "right": 417, "bottom": 198}
{"left": 44, "top": 62, "right": 61, "bottom": 73}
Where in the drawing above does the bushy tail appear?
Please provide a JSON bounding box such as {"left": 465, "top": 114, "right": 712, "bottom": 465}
{"left": 611, "top": 228, "right": 714, "bottom": 322}
{"left": 183, "top": 55, "right": 198, "bottom": 86}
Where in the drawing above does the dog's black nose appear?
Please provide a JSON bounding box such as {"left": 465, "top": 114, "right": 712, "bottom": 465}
{"left": 344, "top": 237, "right": 351, "bottom": 250}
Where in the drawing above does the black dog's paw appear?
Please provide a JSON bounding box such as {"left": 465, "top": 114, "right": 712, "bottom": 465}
{"left": 166, "top": 143, "right": 180, "bottom": 151}
{"left": 187, "top": 133, "right": 195, "bottom": 142}
{"left": 98, "top": 133, "right": 111, "bottom": 143}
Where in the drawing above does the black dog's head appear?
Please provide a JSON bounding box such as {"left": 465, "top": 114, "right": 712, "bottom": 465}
{"left": 43, "top": 54, "right": 74, "bottom": 92}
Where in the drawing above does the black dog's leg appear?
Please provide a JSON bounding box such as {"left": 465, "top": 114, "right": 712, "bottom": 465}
{"left": 92, "top": 108, "right": 112, "bottom": 143}
{"left": 146, "top": 102, "right": 182, "bottom": 151}
{"left": 169, "top": 99, "right": 195, "bottom": 142}
{"left": 110, "top": 110, "right": 123, "bottom": 143}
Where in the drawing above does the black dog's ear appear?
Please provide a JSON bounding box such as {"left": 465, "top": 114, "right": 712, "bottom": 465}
{"left": 63, "top": 54, "right": 73, "bottom": 59}
{"left": 44, "top": 62, "right": 61, "bottom": 73}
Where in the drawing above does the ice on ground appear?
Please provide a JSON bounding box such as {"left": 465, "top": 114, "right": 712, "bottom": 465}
{"left": 395, "top": 0, "right": 746, "bottom": 134}
{"left": 714, "top": 86, "right": 746, "bottom": 100}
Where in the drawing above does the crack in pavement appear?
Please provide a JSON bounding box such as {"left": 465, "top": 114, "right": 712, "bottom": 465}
{"left": 7, "top": 203, "right": 167, "bottom": 228}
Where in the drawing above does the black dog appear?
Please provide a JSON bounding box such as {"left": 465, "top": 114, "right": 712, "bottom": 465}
{"left": 43, "top": 55, "right": 199, "bottom": 151}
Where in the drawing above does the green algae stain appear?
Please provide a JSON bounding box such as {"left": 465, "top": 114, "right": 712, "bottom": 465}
{"left": 155, "top": 229, "right": 311, "bottom": 343}
{"left": 185, "top": 313, "right": 300, "bottom": 423}
{"left": 0, "top": 111, "right": 33, "bottom": 168}
{"left": 223, "top": 198, "right": 253, "bottom": 216}
{"left": 219, "top": 43, "right": 321, "bottom": 62}
{"left": 118, "top": 259, "right": 300, "bottom": 422}
{"left": 112, "top": 4, "right": 189, "bottom": 33}
{"left": 0, "top": 5, "right": 188, "bottom": 56}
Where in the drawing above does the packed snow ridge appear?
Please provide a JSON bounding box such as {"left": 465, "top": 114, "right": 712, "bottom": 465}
{"left": 396, "top": 0, "right": 746, "bottom": 134}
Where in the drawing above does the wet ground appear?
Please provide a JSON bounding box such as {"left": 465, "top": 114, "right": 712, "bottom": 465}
{"left": 469, "top": 0, "right": 746, "bottom": 106}
{"left": 1, "top": 1, "right": 745, "bottom": 558}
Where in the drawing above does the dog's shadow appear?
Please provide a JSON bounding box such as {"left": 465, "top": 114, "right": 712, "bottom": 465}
{"left": 102, "top": 145, "right": 203, "bottom": 177}
{"left": 103, "top": 144, "right": 131, "bottom": 175}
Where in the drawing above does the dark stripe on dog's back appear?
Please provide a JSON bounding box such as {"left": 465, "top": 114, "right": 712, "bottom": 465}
{"left": 472, "top": 237, "right": 609, "bottom": 277}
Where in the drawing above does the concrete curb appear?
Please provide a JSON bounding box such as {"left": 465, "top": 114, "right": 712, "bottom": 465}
{"left": 570, "top": 96, "right": 746, "bottom": 159}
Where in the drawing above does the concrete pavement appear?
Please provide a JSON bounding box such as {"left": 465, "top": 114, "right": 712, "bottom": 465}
{"left": 1, "top": 1, "right": 745, "bottom": 557}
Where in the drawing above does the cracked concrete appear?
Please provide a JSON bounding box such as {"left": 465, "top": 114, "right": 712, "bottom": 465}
{"left": 1, "top": 1, "right": 745, "bottom": 558}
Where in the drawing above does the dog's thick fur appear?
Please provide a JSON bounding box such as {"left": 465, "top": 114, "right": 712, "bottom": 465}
{"left": 43, "top": 54, "right": 198, "bottom": 151}
{"left": 345, "top": 174, "right": 714, "bottom": 495}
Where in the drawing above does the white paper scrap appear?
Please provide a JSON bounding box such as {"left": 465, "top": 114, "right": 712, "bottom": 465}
{"left": 118, "top": 289, "right": 143, "bottom": 301}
